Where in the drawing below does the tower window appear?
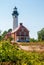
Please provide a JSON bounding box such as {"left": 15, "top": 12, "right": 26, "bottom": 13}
{"left": 15, "top": 15, "right": 17, "bottom": 18}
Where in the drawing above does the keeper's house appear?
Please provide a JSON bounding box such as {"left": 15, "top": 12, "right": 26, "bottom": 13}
{"left": 11, "top": 23, "right": 29, "bottom": 42}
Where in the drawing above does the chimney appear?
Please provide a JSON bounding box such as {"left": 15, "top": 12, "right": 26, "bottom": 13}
{"left": 20, "top": 23, "right": 23, "bottom": 26}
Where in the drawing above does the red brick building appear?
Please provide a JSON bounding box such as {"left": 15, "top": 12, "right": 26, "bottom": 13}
{"left": 11, "top": 23, "right": 29, "bottom": 42}
{"left": 5, "top": 32, "right": 11, "bottom": 40}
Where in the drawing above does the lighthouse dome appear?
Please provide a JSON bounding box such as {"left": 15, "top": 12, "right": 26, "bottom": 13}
{"left": 12, "top": 7, "right": 19, "bottom": 16}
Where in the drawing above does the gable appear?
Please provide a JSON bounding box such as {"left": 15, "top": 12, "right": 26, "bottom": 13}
{"left": 16, "top": 26, "right": 29, "bottom": 36}
{"left": 17, "top": 26, "right": 29, "bottom": 32}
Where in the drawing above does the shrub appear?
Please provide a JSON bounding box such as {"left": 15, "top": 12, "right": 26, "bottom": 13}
{"left": 0, "top": 41, "right": 44, "bottom": 65}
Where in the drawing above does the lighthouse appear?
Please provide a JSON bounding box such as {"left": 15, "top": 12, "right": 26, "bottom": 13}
{"left": 12, "top": 7, "right": 19, "bottom": 30}
{"left": 5, "top": 7, "right": 29, "bottom": 42}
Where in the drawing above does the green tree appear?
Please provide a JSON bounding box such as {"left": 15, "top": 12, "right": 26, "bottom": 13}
{"left": 0, "top": 30, "right": 1, "bottom": 36}
{"left": 37, "top": 28, "right": 44, "bottom": 41}
{"left": 8, "top": 28, "right": 12, "bottom": 33}
{"left": 30, "top": 38, "right": 37, "bottom": 42}
{"left": 0, "top": 30, "right": 2, "bottom": 41}
{"left": 0, "top": 36, "right": 2, "bottom": 41}
{"left": 2, "top": 31, "right": 7, "bottom": 39}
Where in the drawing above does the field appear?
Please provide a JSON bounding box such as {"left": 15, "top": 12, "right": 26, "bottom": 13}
{"left": 16, "top": 42, "right": 44, "bottom": 52}
{"left": 0, "top": 41, "right": 44, "bottom": 65}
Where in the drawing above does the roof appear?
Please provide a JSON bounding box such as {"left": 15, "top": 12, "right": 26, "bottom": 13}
{"left": 11, "top": 24, "right": 29, "bottom": 33}
{"left": 11, "top": 26, "right": 20, "bottom": 33}
{"left": 6, "top": 32, "right": 11, "bottom": 35}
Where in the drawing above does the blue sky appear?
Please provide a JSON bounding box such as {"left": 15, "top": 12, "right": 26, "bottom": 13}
{"left": 0, "top": 0, "right": 44, "bottom": 39}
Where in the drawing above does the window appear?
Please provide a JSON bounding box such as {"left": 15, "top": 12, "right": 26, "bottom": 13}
{"left": 15, "top": 15, "right": 17, "bottom": 18}
{"left": 22, "top": 28, "right": 24, "bottom": 32}
{"left": 24, "top": 32, "right": 26, "bottom": 36}
{"left": 19, "top": 32, "right": 21, "bottom": 35}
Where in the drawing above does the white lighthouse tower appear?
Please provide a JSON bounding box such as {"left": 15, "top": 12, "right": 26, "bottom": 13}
{"left": 12, "top": 7, "right": 19, "bottom": 30}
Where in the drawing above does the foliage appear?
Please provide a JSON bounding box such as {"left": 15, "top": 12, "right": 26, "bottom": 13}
{"left": 0, "top": 41, "right": 44, "bottom": 65}
{"left": 8, "top": 28, "right": 12, "bottom": 33}
{"left": 37, "top": 28, "right": 44, "bottom": 41}
{"left": 0, "top": 30, "right": 2, "bottom": 41}
{"left": 1, "top": 28, "right": 12, "bottom": 40}
{"left": 30, "top": 38, "right": 37, "bottom": 42}
{"left": 2, "top": 31, "right": 7, "bottom": 38}
{"left": 0, "top": 30, "right": 1, "bottom": 35}
{"left": 0, "top": 36, "right": 2, "bottom": 41}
